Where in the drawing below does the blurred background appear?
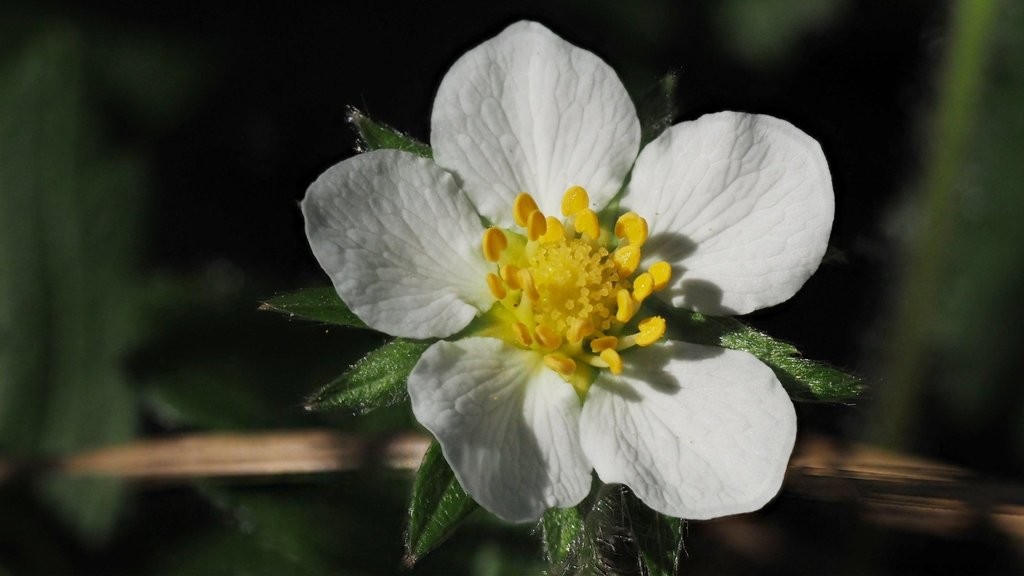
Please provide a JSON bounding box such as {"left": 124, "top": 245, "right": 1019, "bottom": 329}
{"left": 1, "top": 0, "right": 1022, "bottom": 573}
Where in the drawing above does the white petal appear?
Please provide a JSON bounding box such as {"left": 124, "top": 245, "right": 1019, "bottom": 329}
{"left": 627, "top": 112, "right": 834, "bottom": 315}
{"left": 579, "top": 340, "right": 796, "bottom": 520}
{"left": 301, "top": 150, "right": 492, "bottom": 339}
{"left": 408, "top": 337, "right": 592, "bottom": 522}
{"left": 431, "top": 21, "right": 640, "bottom": 225}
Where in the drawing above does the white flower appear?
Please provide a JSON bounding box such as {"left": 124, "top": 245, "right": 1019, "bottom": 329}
{"left": 302, "top": 21, "right": 833, "bottom": 523}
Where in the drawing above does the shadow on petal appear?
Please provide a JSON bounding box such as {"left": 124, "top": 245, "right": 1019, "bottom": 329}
{"left": 644, "top": 230, "right": 697, "bottom": 264}
{"left": 678, "top": 278, "right": 737, "bottom": 316}
{"left": 639, "top": 231, "right": 738, "bottom": 316}
{"left": 609, "top": 340, "right": 726, "bottom": 399}
{"left": 589, "top": 377, "right": 644, "bottom": 402}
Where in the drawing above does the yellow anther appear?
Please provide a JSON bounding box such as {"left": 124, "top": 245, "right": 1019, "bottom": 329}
{"left": 612, "top": 245, "right": 641, "bottom": 276}
{"left": 518, "top": 269, "right": 539, "bottom": 301}
{"left": 482, "top": 227, "right": 507, "bottom": 262}
{"left": 615, "top": 212, "right": 649, "bottom": 246}
{"left": 649, "top": 261, "right": 672, "bottom": 291}
{"left": 543, "top": 353, "right": 577, "bottom": 377}
{"left": 590, "top": 335, "right": 619, "bottom": 353}
{"left": 513, "top": 193, "right": 540, "bottom": 227}
{"left": 489, "top": 185, "right": 662, "bottom": 376}
{"left": 513, "top": 322, "right": 533, "bottom": 346}
{"left": 574, "top": 209, "right": 600, "bottom": 239}
{"left": 526, "top": 210, "right": 547, "bottom": 241}
{"left": 539, "top": 216, "right": 565, "bottom": 243}
{"left": 632, "top": 272, "right": 654, "bottom": 302}
{"left": 615, "top": 289, "right": 637, "bottom": 323}
{"left": 500, "top": 264, "right": 521, "bottom": 289}
{"left": 486, "top": 273, "right": 507, "bottom": 300}
{"left": 636, "top": 316, "right": 666, "bottom": 346}
{"left": 566, "top": 318, "right": 595, "bottom": 343}
{"left": 599, "top": 348, "right": 623, "bottom": 375}
{"left": 561, "top": 185, "right": 590, "bottom": 216}
{"left": 535, "top": 324, "right": 563, "bottom": 350}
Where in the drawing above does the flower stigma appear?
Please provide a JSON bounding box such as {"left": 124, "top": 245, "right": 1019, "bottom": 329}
{"left": 479, "top": 186, "right": 671, "bottom": 398}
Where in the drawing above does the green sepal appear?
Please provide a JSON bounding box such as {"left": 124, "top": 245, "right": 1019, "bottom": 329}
{"left": 304, "top": 338, "right": 429, "bottom": 413}
{"left": 543, "top": 485, "right": 683, "bottom": 576}
{"left": 541, "top": 506, "right": 586, "bottom": 567}
{"left": 259, "top": 287, "right": 368, "bottom": 329}
{"left": 346, "top": 106, "right": 432, "bottom": 158}
{"left": 668, "top": 309, "right": 864, "bottom": 403}
{"left": 637, "top": 71, "right": 679, "bottom": 147}
{"left": 404, "top": 441, "right": 479, "bottom": 566}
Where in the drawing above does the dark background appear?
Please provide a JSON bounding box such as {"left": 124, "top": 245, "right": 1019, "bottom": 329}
{"left": 1, "top": 1, "right": 1022, "bottom": 573}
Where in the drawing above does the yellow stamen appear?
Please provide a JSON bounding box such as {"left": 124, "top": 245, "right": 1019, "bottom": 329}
{"left": 561, "top": 185, "right": 589, "bottom": 216}
{"left": 500, "top": 264, "right": 521, "bottom": 289}
{"left": 649, "top": 261, "right": 672, "bottom": 291}
{"left": 539, "top": 216, "right": 565, "bottom": 243}
{"left": 615, "top": 212, "right": 649, "bottom": 246}
{"left": 612, "top": 244, "right": 641, "bottom": 276}
{"left": 599, "top": 348, "right": 623, "bottom": 374}
{"left": 518, "top": 269, "right": 539, "bottom": 301}
{"left": 513, "top": 322, "right": 533, "bottom": 346}
{"left": 636, "top": 316, "right": 666, "bottom": 346}
{"left": 566, "top": 318, "right": 595, "bottom": 343}
{"left": 486, "top": 273, "right": 506, "bottom": 300}
{"left": 543, "top": 353, "right": 576, "bottom": 377}
{"left": 535, "top": 324, "right": 563, "bottom": 350}
{"left": 482, "top": 227, "right": 507, "bottom": 262}
{"left": 513, "top": 193, "right": 540, "bottom": 227}
{"left": 483, "top": 187, "right": 667, "bottom": 385}
{"left": 574, "top": 209, "right": 600, "bottom": 239}
{"left": 526, "top": 210, "right": 547, "bottom": 241}
{"left": 590, "top": 335, "right": 619, "bottom": 353}
{"left": 615, "top": 289, "right": 637, "bottom": 323}
{"left": 632, "top": 272, "right": 654, "bottom": 302}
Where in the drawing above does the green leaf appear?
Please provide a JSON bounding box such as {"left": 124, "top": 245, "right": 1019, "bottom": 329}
{"left": 637, "top": 71, "right": 679, "bottom": 147}
{"left": 404, "top": 441, "right": 479, "bottom": 566}
{"left": 304, "top": 338, "right": 429, "bottom": 413}
{"left": 346, "top": 106, "right": 432, "bottom": 158}
{"left": 667, "top": 309, "right": 864, "bottom": 403}
{"left": 259, "top": 286, "right": 368, "bottom": 328}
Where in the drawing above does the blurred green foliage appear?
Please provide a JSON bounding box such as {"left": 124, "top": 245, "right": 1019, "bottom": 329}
{"left": 932, "top": 1, "right": 1024, "bottom": 458}
{"left": 712, "top": 0, "right": 847, "bottom": 65}
{"left": 874, "top": 0, "right": 1024, "bottom": 465}
{"left": 0, "top": 26, "right": 141, "bottom": 544}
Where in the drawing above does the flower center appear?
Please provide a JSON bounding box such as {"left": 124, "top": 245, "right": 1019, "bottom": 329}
{"left": 479, "top": 186, "right": 671, "bottom": 397}
{"left": 531, "top": 237, "right": 621, "bottom": 336}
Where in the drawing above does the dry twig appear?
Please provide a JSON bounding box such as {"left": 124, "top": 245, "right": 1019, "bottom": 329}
{"left": 1, "top": 430, "right": 1021, "bottom": 546}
